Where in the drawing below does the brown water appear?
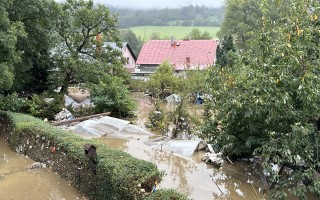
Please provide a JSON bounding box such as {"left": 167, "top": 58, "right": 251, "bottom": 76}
{"left": 98, "top": 137, "right": 265, "bottom": 200}
{"left": 0, "top": 139, "right": 87, "bottom": 200}
{"left": 96, "top": 93, "right": 265, "bottom": 200}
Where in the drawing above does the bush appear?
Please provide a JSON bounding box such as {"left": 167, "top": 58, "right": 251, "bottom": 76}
{"left": 29, "top": 93, "right": 65, "bottom": 120}
{"left": 0, "top": 111, "right": 161, "bottom": 199}
{"left": 129, "top": 79, "right": 148, "bottom": 92}
{"left": 89, "top": 75, "right": 136, "bottom": 117}
{"left": 146, "top": 100, "right": 168, "bottom": 132}
{"left": 144, "top": 189, "right": 189, "bottom": 200}
{"left": 0, "top": 93, "right": 31, "bottom": 113}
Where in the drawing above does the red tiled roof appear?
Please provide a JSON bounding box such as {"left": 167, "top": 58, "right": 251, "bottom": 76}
{"left": 136, "top": 40, "right": 218, "bottom": 70}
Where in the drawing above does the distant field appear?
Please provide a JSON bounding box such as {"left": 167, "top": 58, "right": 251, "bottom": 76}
{"left": 129, "top": 26, "right": 220, "bottom": 41}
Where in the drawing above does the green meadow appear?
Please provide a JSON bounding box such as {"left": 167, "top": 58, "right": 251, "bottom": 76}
{"left": 128, "top": 26, "right": 220, "bottom": 41}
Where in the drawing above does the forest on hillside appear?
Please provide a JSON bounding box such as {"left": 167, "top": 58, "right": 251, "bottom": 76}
{"left": 109, "top": 5, "right": 224, "bottom": 28}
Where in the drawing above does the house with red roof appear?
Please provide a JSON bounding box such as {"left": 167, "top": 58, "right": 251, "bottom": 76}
{"left": 135, "top": 39, "right": 218, "bottom": 74}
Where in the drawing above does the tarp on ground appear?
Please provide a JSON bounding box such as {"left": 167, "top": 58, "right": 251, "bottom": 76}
{"left": 73, "top": 116, "right": 152, "bottom": 137}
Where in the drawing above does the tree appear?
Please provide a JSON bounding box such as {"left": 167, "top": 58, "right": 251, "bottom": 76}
{"left": 51, "top": 0, "right": 122, "bottom": 94}
{"left": 215, "top": 35, "right": 236, "bottom": 67}
{"left": 204, "top": 0, "right": 320, "bottom": 198}
{"left": 146, "top": 61, "right": 206, "bottom": 138}
{"left": 7, "top": 0, "right": 56, "bottom": 94}
{"left": 184, "top": 28, "right": 212, "bottom": 40}
{"left": 218, "top": 0, "right": 263, "bottom": 50}
{"left": 89, "top": 75, "right": 135, "bottom": 117}
{"left": 147, "top": 61, "right": 179, "bottom": 98}
{"left": 0, "top": 0, "right": 25, "bottom": 92}
{"left": 120, "top": 29, "right": 143, "bottom": 57}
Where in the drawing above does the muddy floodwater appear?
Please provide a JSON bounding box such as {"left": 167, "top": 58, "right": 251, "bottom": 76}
{"left": 0, "top": 139, "right": 87, "bottom": 200}
{"left": 98, "top": 137, "right": 265, "bottom": 200}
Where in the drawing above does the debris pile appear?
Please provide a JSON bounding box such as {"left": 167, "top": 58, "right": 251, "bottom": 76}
{"left": 202, "top": 152, "right": 224, "bottom": 167}
{"left": 54, "top": 108, "right": 74, "bottom": 121}
{"left": 31, "top": 162, "right": 47, "bottom": 169}
{"left": 201, "top": 144, "right": 224, "bottom": 167}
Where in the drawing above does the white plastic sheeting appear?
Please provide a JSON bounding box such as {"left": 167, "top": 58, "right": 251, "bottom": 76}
{"left": 73, "top": 116, "right": 152, "bottom": 138}
{"left": 145, "top": 139, "right": 207, "bottom": 157}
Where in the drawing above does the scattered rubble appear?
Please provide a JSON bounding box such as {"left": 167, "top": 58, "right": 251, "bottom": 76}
{"left": 54, "top": 108, "right": 74, "bottom": 121}
{"left": 31, "top": 162, "right": 47, "bottom": 169}
{"left": 202, "top": 152, "right": 224, "bottom": 167}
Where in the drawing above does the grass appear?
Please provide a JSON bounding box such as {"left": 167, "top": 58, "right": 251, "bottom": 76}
{"left": 128, "top": 26, "right": 220, "bottom": 41}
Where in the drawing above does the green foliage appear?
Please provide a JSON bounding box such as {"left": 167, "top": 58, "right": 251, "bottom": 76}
{"left": 129, "top": 79, "right": 148, "bottom": 92}
{"left": 51, "top": 0, "right": 121, "bottom": 94}
{"left": 147, "top": 61, "right": 179, "bottom": 98}
{"left": 7, "top": 0, "right": 55, "bottom": 94}
{"left": 29, "top": 93, "right": 65, "bottom": 120}
{"left": 0, "top": 111, "right": 162, "bottom": 199}
{"left": 89, "top": 75, "right": 136, "bottom": 117}
{"left": 120, "top": 29, "right": 143, "bottom": 57}
{"left": 218, "top": 0, "right": 264, "bottom": 50}
{"left": 169, "top": 99, "right": 192, "bottom": 138}
{"left": 0, "top": 0, "right": 25, "bottom": 92}
{"left": 182, "top": 70, "right": 210, "bottom": 95}
{"left": 146, "top": 100, "right": 169, "bottom": 132}
{"left": 115, "top": 5, "right": 224, "bottom": 28}
{"left": 206, "top": 0, "right": 320, "bottom": 198}
{"left": 216, "top": 35, "right": 236, "bottom": 67}
{"left": 144, "top": 189, "right": 189, "bottom": 200}
{"left": 184, "top": 28, "right": 212, "bottom": 40}
{"left": 0, "top": 93, "right": 30, "bottom": 113}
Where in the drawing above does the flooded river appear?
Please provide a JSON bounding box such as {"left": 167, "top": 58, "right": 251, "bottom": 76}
{"left": 0, "top": 138, "right": 86, "bottom": 200}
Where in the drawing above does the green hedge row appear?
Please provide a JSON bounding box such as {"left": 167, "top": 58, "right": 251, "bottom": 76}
{"left": 0, "top": 111, "right": 164, "bottom": 199}
{"left": 144, "top": 189, "right": 189, "bottom": 200}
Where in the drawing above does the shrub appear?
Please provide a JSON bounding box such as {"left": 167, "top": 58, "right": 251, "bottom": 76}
{"left": 146, "top": 99, "right": 169, "bottom": 132}
{"left": 144, "top": 189, "right": 189, "bottom": 200}
{"left": 89, "top": 75, "right": 136, "bottom": 117}
{"left": 29, "top": 93, "right": 64, "bottom": 120}
{"left": 0, "top": 93, "right": 30, "bottom": 113}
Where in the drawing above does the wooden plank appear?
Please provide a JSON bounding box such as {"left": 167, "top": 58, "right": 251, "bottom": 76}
{"left": 50, "top": 112, "right": 111, "bottom": 126}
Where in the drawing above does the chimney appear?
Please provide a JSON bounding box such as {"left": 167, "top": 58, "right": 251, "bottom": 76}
{"left": 170, "top": 36, "right": 175, "bottom": 46}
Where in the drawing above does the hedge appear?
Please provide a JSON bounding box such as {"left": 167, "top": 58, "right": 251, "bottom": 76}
{"left": 0, "top": 111, "right": 164, "bottom": 199}
{"left": 144, "top": 189, "right": 190, "bottom": 200}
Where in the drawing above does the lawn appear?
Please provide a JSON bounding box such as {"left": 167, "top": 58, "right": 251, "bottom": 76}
{"left": 128, "top": 26, "right": 220, "bottom": 41}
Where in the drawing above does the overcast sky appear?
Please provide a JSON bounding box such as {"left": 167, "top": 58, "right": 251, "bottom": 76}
{"left": 94, "top": 0, "right": 225, "bottom": 9}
